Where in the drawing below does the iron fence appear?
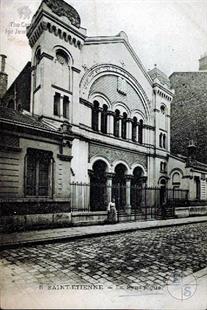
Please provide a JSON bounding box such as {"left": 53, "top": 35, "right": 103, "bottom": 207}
{"left": 70, "top": 182, "right": 189, "bottom": 221}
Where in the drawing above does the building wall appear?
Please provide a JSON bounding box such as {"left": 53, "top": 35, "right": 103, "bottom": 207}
{"left": 0, "top": 132, "right": 72, "bottom": 201}
{"left": 169, "top": 72, "right": 207, "bottom": 164}
{"left": 168, "top": 155, "right": 207, "bottom": 201}
{"left": 3, "top": 62, "right": 31, "bottom": 111}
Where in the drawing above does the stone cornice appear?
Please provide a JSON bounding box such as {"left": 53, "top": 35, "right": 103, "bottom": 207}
{"left": 71, "top": 66, "right": 81, "bottom": 73}
{"left": 57, "top": 154, "right": 73, "bottom": 161}
{"left": 51, "top": 84, "right": 72, "bottom": 95}
{"left": 79, "top": 98, "right": 92, "bottom": 107}
{"left": 153, "top": 83, "right": 174, "bottom": 98}
{"left": 27, "top": 11, "right": 85, "bottom": 48}
{"left": 40, "top": 52, "right": 54, "bottom": 61}
{"left": 143, "top": 124, "right": 155, "bottom": 131}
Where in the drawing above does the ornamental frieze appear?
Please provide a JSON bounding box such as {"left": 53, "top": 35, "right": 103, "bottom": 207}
{"left": 89, "top": 143, "right": 147, "bottom": 169}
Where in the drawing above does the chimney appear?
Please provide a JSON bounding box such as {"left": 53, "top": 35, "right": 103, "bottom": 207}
{"left": 199, "top": 53, "right": 207, "bottom": 71}
{"left": 0, "top": 54, "right": 8, "bottom": 99}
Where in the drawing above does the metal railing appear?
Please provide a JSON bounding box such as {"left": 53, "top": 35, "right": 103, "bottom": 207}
{"left": 70, "top": 182, "right": 189, "bottom": 221}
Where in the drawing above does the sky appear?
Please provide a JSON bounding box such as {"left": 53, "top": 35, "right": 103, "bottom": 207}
{"left": 0, "top": 0, "right": 207, "bottom": 86}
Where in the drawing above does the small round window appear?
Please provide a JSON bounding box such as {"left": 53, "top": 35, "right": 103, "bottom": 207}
{"left": 56, "top": 49, "right": 69, "bottom": 65}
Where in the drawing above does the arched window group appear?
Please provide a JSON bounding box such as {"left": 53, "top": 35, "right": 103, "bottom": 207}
{"left": 91, "top": 102, "right": 144, "bottom": 144}
{"left": 113, "top": 109, "right": 128, "bottom": 140}
{"left": 159, "top": 133, "right": 166, "bottom": 149}
{"left": 53, "top": 92, "right": 69, "bottom": 119}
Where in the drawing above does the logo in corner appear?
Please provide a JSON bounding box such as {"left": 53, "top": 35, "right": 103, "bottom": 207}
{"left": 167, "top": 271, "right": 197, "bottom": 300}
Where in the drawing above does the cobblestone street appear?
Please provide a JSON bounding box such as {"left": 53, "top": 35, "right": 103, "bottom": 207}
{"left": 1, "top": 222, "right": 207, "bottom": 292}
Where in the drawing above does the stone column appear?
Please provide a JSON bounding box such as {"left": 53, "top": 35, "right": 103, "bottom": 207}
{"left": 125, "top": 175, "right": 132, "bottom": 214}
{"left": 119, "top": 118, "right": 122, "bottom": 138}
{"left": 106, "top": 173, "right": 114, "bottom": 207}
{"left": 88, "top": 169, "right": 94, "bottom": 211}
{"left": 107, "top": 111, "right": 114, "bottom": 135}
{"left": 60, "top": 96, "right": 64, "bottom": 117}
{"left": 126, "top": 119, "right": 132, "bottom": 141}
{"left": 98, "top": 108, "right": 102, "bottom": 132}
{"left": 136, "top": 125, "right": 139, "bottom": 143}
{"left": 143, "top": 126, "right": 148, "bottom": 144}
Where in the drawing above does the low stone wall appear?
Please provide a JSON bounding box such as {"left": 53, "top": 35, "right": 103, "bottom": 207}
{"left": 175, "top": 206, "right": 207, "bottom": 218}
{"left": 0, "top": 213, "right": 72, "bottom": 232}
{"left": 71, "top": 211, "right": 107, "bottom": 226}
{"left": 0, "top": 211, "right": 109, "bottom": 232}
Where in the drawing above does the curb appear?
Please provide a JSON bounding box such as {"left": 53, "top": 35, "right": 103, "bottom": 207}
{"left": 0, "top": 216, "right": 207, "bottom": 249}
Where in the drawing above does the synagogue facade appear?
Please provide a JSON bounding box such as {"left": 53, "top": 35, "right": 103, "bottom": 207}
{"left": 0, "top": 0, "right": 207, "bottom": 230}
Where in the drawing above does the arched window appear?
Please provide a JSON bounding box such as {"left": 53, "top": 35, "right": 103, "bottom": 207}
{"left": 132, "top": 117, "right": 137, "bottom": 142}
{"left": 54, "top": 48, "right": 70, "bottom": 90}
{"left": 163, "top": 134, "right": 166, "bottom": 149}
{"left": 114, "top": 109, "right": 120, "bottom": 137}
{"left": 160, "top": 104, "right": 166, "bottom": 114}
{"left": 122, "top": 112, "right": 127, "bottom": 139}
{"left": 138, "top": 119, "right": 143, "bottom": 144}
{"left": 92, "top": 100, "right": 99, "bottom": 131}
{"left": 172, "top": 172, "right": 181, "bottom": 185}
{"left": 159, "top": 133, "right": 163, "bottom": 148}
{"left": 101, "top": 104, "right": 108, "bottom": 133}
{"left": 101, "top": 104, "right": 108, "bottom": 134}
{"left": 56, "top": 49, "right": 69, "bottom": 65}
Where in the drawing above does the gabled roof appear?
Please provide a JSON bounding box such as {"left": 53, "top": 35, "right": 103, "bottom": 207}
{"left": 0, "top": 106, "right": 56, "bottom": 132}
{"left": 85, "top": 31, "right": 153, "bottom": 86}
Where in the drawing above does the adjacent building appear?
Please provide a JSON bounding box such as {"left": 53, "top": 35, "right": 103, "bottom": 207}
{"left": 169, "top": 55, "right": 207, "bottom": 164}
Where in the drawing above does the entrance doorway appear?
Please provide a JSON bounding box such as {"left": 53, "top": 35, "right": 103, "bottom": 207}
{"left": 131, "top": 167, "right": 145, "bottom": 209}
{"left": 113, "top": 164, "right": 127, "bottom": 209}
{"left": 90, "top": 160, "right": 107, "bottom": 211}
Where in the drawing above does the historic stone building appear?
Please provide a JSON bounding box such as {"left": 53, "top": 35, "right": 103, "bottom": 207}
{"left": 0, "top": 0, "right": 207, "bottom": 230}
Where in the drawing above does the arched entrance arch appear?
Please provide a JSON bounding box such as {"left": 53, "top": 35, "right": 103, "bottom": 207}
{"left": 159, "top": 178, "right": 167, "bottom": 205}
{"left": 90, "top": 160, "right": 108, "bottom": 211}
{"left": 112, "top": 163, "right": 128, "bottom": 210}
{"left": 131, "top": 166, "right": 146, "bottom": 209}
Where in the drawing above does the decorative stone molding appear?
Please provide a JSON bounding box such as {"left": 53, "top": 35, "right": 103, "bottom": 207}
{"left": 40, "top": 52, "right": 54, "bottom": 61}
{"left": 57, "top": 154, "right": 73, "bottom": 161}
{"left": 28, "top": 20, "right": 83, "bottom": 49}
{"left": 79, "top": 98, "right": 92, "bottom": 108}
{"left": 89, "top": 143, "right": 147, "bottom": 169}
{"left": 72, "top": 66, "right": 81, "bottom": 73}
{"left": 125, "top": 174, "right": 134, "bottom": 180}
{"left": 105, "top": 172, "right": 115, "bottom": 179}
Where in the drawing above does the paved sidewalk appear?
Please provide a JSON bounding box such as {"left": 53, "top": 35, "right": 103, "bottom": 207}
{"left": 0, "top": 216, "right": 207, "bottom": 248}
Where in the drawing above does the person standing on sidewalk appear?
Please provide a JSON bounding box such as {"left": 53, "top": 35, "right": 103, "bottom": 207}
{"left": 107, "top": 198, "right": 118, "bottom": 224}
